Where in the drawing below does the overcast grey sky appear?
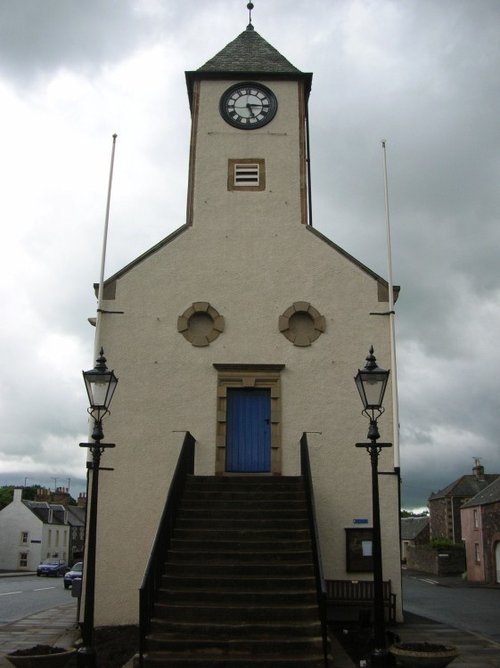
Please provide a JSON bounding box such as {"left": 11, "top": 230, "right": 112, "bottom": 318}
{"left": 1, "top": 0, "right": 499, "bottom": 510}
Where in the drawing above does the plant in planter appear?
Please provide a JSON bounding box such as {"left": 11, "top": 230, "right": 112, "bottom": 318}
{"left": 389, "top": 641, "right": 459, "bottom": 668}
{"left": 5, "top": 644, "right": 76, "bottom": 668}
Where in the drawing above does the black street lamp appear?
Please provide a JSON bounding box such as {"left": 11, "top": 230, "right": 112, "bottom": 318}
{"left": 78, "top": 348, "right": 118, "bottom": 668}
{"left": 354, "top": 346, "right": 392, "bottom": 667}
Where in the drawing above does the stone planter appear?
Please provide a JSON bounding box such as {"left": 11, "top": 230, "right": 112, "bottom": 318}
{"left": 389, "top": 642, "right": 459, "bottom": 667}
{"left": 5, "top": 645, "right": 76, "bottom": 668}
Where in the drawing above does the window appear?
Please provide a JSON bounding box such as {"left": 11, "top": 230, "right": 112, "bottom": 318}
{"left": 19, "top": 553, "right": 28, "bottom": 568}
{"left": 474, "top": 543, "right": 480, "bottom": 563}
{"left": 346, "top": 528, "right": 374, "bottom": 572}
{"left": 178, "top": 302, "right": 225, "bottom": 347}
{"left": 21, "top": 531, "right": 28, "bottom": 544}
{"left": 279, "top": 302, "right": 326, "bottom": 346}
{"left": 473, "top": 509, "right": 479, "bottom": 529}
{"left": 228, "top": 159, "right": 265, "bottom": 191}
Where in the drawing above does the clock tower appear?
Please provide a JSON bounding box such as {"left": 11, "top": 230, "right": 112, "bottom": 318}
{"left": 184, "top": 25, "right": 313, "bottom": 231}
{"left": 90, "top": 17, "right": 402, "bottom": 632}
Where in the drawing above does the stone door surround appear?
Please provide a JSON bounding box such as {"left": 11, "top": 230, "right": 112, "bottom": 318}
{"left": 213, "top": 364, "right": 284, "bottom": 475}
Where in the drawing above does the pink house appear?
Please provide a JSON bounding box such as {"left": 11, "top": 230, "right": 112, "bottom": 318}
{"left": 460, "top": 477, "right": 500, "bottom": 584}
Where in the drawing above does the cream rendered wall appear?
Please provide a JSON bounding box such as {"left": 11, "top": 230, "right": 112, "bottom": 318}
{"left": 89, "top": 78, "right": 402, "bottom": 625}
{"left": 43, "top": 523, "right": 69, "bottom": 562}
{"left": 190, "top": 80, "right": 305, "bottom": 231}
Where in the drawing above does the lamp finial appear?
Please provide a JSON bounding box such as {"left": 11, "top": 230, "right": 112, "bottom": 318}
{"left": 246, "top": 2, "right": 254, "bottom": 30}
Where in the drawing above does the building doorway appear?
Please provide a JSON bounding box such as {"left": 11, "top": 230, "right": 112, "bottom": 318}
{"left": 213, "top": 363, "right": 284, "bottom": 475}
{"left": 226, "top": 388, "right": 271, "bottom": 472}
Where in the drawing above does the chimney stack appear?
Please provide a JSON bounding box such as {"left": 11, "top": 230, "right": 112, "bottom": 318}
{"left": 472, "top": 457, "right": 485, "bottom": 480}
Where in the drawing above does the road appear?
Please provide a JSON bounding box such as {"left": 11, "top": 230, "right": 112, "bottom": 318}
{"left": 0, "top": 575, "right": 72, "bottom": 624}
{"left": 403, "top": 571, "right": 500, "bottom": 643}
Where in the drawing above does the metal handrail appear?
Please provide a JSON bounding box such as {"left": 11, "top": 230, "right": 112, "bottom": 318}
{"left": 300, "top": 433, "right": 329, "bottom": 667}
{"left": 138, "top": 432, "right": 195, "bottom": 664}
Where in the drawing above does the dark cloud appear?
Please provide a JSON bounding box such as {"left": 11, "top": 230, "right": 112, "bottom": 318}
{"left": 1, "top": 0, "right": 500, "bottom": 511}
{"left": 0, "top": 0, "right": 153, "bottom": 82}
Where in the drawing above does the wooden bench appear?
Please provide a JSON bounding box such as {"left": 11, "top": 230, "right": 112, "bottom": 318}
{"left": 325, "top": 579, "right": 396, "bottom": 623}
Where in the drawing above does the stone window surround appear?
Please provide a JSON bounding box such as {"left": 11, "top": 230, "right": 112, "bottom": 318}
{"left": 279, "top": 301, "right": 326, "bottom": 346}
{"left": 213, "top": 364, "right": 284, "bottom": 476}
{"left": 177, "top": 302, "right": 225, "bottom": 347}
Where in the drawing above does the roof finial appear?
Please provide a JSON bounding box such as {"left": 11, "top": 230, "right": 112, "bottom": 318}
{"left": 246, "top": 2, "right": 254, "bottom": 31}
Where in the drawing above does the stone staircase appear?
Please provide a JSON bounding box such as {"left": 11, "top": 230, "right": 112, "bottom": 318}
{"left": 140, "top": 475, "right": 329, "bottom": 667}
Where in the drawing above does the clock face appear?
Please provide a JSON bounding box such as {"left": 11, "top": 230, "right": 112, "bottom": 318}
{"left": 220, "top": 82, "right": 278, "bottom": 130}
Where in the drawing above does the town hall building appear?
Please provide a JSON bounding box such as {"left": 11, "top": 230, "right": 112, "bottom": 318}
{"left": 85, "top": 18, "right": 402, "bottom": 661}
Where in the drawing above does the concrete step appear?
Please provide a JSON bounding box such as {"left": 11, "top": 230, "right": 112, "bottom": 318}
{"left": 174, "top": 518, "right": 310, "bottom": 530}
{"left": 149, "top": 619, "right": 323, "bottom": 638}
{"left": 145, "top": 635, "right": 324, "bottom": 653}
{"left": 160, "top": 574, "right": 316, "bottom": 591}
{"left": 153, "top": 602, "right": 321, "bottom": 623}
{"left": 176, "top": 508, "right": 309, "bottom": 520}
{"left": 156, "top": 588, "right": 317, "bottom": 605}
{"left": 141, "top": 652, "right": 327, "bottom": 667}
{"left": 182, "top": 487, "right": 305, "bottom": 497}
{"left": 166, "top": 549, "right": 313, "bottom": 563}
{"left": 140, "top": 475, "right": 328, "bottom": 667}
{"left": 170, "top": 538, "right": 312, "bottom": 551}
{"left": 162, "top": 562, "right": 315, "bottom": 578}
{"left": 184, "top": 475, "right": 303, "bottom": 487}
{"left": 148, "top": 633, "right": 323, "bottom": 655}
{"left": 172, "top": 528, "right": 311, "bottom": 541}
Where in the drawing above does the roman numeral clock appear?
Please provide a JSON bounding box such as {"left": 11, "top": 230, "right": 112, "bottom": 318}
{"left": 219, "top": 82, "right": 278, "bottom": 129}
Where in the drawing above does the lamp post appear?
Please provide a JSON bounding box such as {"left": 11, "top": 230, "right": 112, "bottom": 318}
{"left": 354, "top": 346, "right": 391, "bottom": 667}
{"left": 78, "top": 348, "right": 118, "bottom": 668}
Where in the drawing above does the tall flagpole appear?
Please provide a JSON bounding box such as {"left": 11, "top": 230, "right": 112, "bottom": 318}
{"left": 381, "top": 140, "right": 400, "bottom": 470}
{"left": 94, "top": 133, "right": 118, "bottom": 358}
{"left": 78, "top": 134, "right": 118, "bottom": 668}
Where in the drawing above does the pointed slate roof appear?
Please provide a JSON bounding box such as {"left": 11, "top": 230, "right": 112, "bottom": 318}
{"left": 185, "top": 26, "right": 312, "bottom": 108}
{"left": 198, "top": 27, "right": 302, "bottom": 74}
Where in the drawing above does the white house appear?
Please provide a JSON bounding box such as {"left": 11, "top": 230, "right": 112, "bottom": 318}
{"left": 0, "top": 488, "right": 70, "bottom": 571}
{"left": 85, "top": 23, "right": 402, "bottom": 631}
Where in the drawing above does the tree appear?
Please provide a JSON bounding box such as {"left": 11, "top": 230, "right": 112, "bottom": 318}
{"left": 401, "top": 509, "right": 429, "bottom": 518}
{"left": 0, "top": 486, "right": 14, "bottom": 510}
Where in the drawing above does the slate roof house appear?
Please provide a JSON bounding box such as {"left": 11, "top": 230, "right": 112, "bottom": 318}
{"left": 461, "top": 477, "right": 500, "bottom": 584}
{"left": 428, "top": 460, "right": 499, "bottom": 543}
{"left": 84, "top": 20, "right": 403, "bottom": 660}
{"left": 0, "top": 488, "right": 70, "bottom": 571}
{"left": 401, "top": 516, "right": 429, "bottom": 563}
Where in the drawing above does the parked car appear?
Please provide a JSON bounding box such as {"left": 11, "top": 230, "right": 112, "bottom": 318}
{"left": 64, "top": 562, "right": 83, "bottom": 589}
{"left": 36, "top": 558, "right": 69, "bottom": 577}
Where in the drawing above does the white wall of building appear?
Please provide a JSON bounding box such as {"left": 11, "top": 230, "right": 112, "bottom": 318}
{"left": 0, "top": 489, "right": 43, "bottom": 571}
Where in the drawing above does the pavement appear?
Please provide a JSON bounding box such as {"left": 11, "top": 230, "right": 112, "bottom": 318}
{"left": 0, "top": 601, "right": 79, "bottom": 667}
{"left": 1, "top": 572, "right": 499, "bottom": 667}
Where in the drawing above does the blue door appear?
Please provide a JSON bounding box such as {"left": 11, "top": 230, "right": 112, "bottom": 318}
{"left": 226, "top": 388, "right": 271, "bottom": 472}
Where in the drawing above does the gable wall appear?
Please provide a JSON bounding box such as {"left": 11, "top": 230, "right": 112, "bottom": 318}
{"left": 91, "top": 219, "right": 400, "bottom": 625}
{"left": 0, "top": 498, "right": 43, "bottom": 571}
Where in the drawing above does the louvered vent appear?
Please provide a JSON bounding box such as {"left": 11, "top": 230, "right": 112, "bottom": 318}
{"left": 228, "top": 158, "right": 265, "bottom": 191}
{"left": 234, "top": 163, "right": 260, "bottom": 186}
